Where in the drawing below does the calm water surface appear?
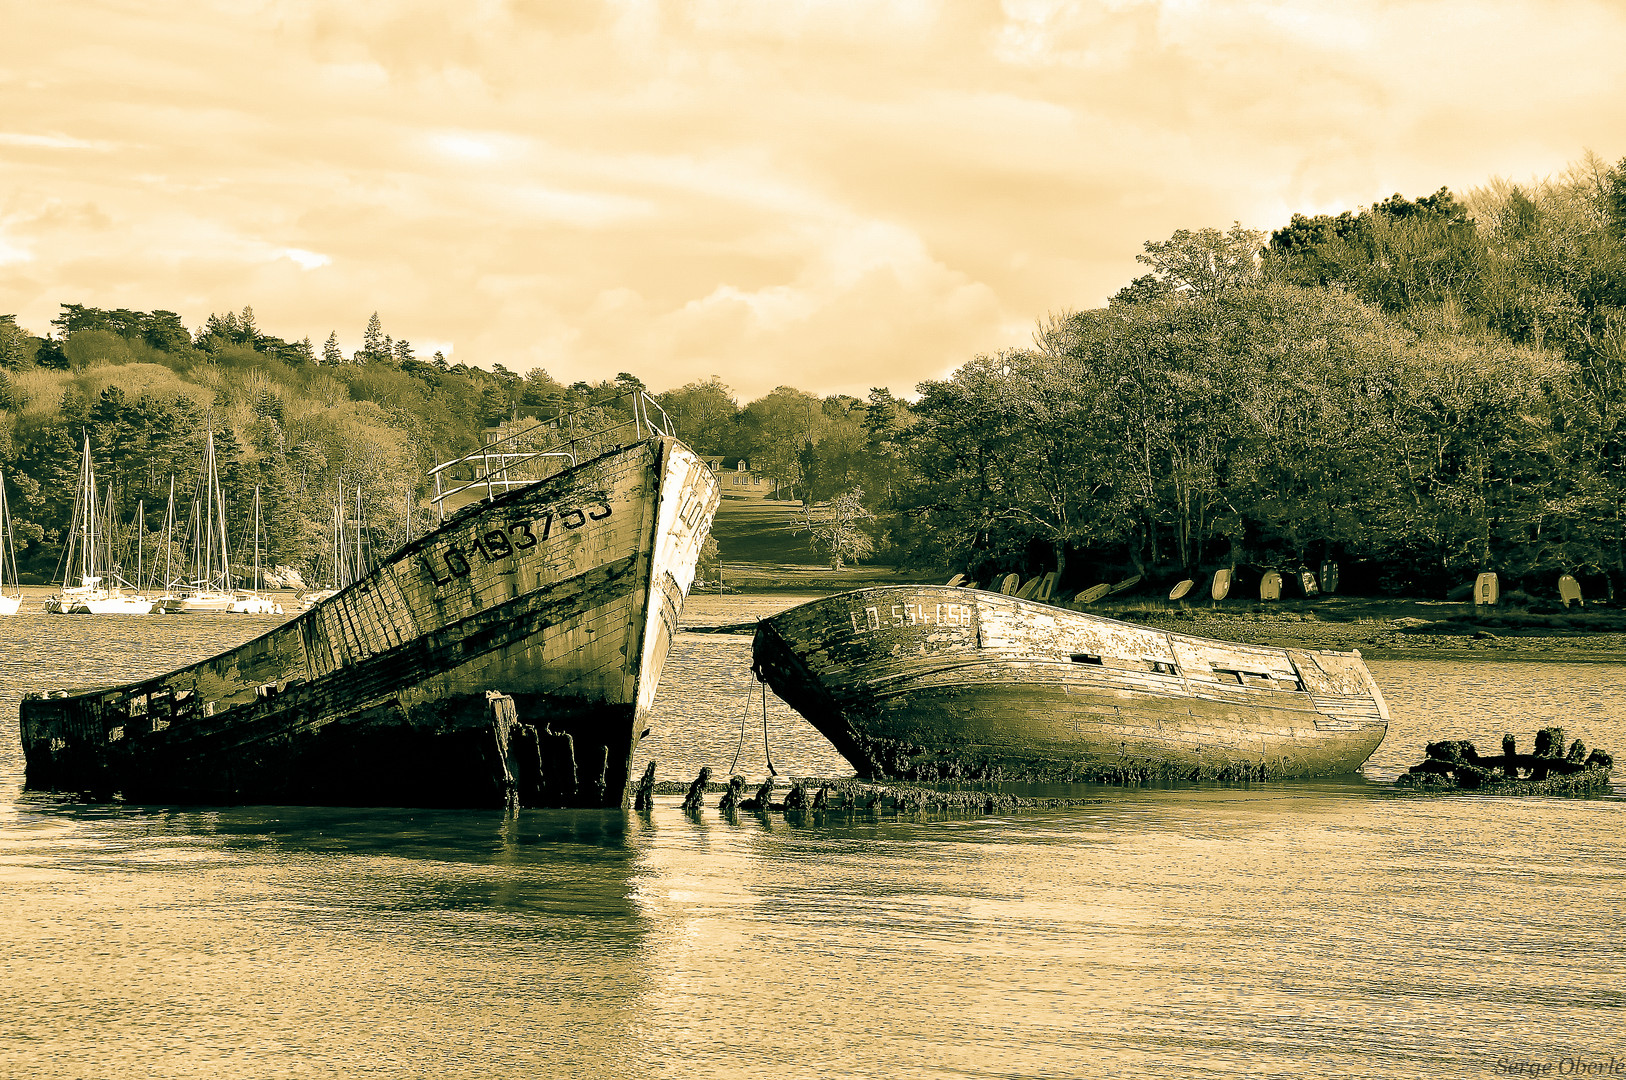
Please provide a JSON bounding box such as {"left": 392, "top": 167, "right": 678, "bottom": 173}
{"left": 2, "top": 594, "right": 1623, "bottom": 1079}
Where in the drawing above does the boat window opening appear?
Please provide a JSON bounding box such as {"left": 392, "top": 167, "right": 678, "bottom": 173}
{"left": 1070, "top": 653, "right": 1104, "bottom": 665}
{"left": 1149, "top": 660, "right": 1178, "bottom": 676}
{"left": 1213, "top": 665, "right": 1295, "bottom": 688}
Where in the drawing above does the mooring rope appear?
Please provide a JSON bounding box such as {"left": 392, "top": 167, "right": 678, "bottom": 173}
{"left": 728, "top": 676, "right": 755, "bottom": 774}
{"left": 761, "top": 681, "right": 778, "bottom": 777}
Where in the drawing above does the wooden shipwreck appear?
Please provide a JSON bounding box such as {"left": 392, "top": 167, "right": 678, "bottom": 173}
{"left": 752, "top": 585, "right": 1389, "bottom": 783}
{"left": 1395, "top": 729, "right": 1614, "bottom": 795}
{"left": 20, "top": 394, "right": 720, "bottom": 809}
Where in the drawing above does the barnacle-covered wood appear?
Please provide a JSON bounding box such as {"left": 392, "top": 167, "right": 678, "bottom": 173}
{"left": 19, "top": 436, "right": 719, "bottom": 809}
{"left": 752, "top": 585, "right": 1389, "bottom": 783}
{"left": 1395, "top": 728, "right": 1614, "bottom": 795}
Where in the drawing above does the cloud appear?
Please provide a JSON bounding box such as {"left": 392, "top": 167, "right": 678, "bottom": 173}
{"left": 2, "top": 0, "right": 1624, "bottom": 401}
{"left": 277, "top": 248, "right": 331, "bottom": 270}
{"left": 0, "top": 132, "right": 115, "bottom": 151}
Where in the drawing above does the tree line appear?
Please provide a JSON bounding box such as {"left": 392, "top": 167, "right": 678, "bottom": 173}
{"left": 3, "top": 149, "right": 1625, "bottom": 597}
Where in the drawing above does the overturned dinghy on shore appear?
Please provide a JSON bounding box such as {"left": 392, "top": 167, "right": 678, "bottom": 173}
{"left": 752, "top": 585, "right": 1389, "bottom": 783}
{"left": 20, "top": 394, "right": 720, "bottom": 809}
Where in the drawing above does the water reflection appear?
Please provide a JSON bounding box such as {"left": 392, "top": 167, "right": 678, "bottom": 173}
{"left": 3, "top": 608, "right": 1626, "bottom": 1078}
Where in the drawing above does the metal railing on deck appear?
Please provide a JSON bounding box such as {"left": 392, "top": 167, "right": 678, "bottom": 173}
{"left": 427, "top": 390, "right": 675, "bottom": 522}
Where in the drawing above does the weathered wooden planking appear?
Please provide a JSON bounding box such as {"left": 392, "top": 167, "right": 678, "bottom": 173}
{"left": 20, "top": 436, "right": 719, "bottom": 808}
{"left": 753, "top": 585, "right": 1388, "bottom": 783}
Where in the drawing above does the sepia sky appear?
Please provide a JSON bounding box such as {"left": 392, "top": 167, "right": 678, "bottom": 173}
{"left": 3, "top": 1, "right": 1624, "bottom": 401}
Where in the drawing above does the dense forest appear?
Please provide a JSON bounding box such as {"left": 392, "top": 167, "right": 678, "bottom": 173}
{"left": 4, "top": 150, "right": 1626, "bottom": 598}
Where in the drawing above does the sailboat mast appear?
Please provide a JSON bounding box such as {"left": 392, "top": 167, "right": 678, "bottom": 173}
{"left": 0, "top": 471, "right": 9, "bottom": 596}
{"left": 82, "top": 437, "right": 96, "bottom": 588}
{"left": 355, "top": 486, "right": 363, "bottom": 580}
{"left": 216, "top": 447, "right": 230, "bottom": 591}
{"left": 253, "top": 485, "right": 261, "bottom": 593}
{"left": 202, "top": 431, "right": 214, "bottom": 587}
{"left": 102, "top": 483, "right": 114, "bottom": 588}
{"left": 137, "top": 499, "right": 144, "bottom": 590}
{"left": 165, "top": 477, "right": 175, "bottom": 595}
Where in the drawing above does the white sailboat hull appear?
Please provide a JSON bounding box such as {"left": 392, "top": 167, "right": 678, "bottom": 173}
{"left": 45, "top": 592, "right": 153, "bottom": 615}
{"left": 0, "top": 595, "right": 20, "bottom": 616}
{"left": 153, "top": 592, "right": 282, "bottom": 614}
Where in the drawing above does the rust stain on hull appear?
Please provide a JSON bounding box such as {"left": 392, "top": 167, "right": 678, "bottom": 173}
{"left": 20, "top": 436, "right": 720, "bottom": 809}
{"left": 752, "top": 586, "right": 1389, "bottom": 783}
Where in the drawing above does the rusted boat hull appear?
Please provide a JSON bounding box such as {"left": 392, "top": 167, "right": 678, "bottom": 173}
{"left": 752, "top": 586, "right": 1388, "bottom": 783}
{"left": 20, "top": 436, "right": 719, "bottom": 808}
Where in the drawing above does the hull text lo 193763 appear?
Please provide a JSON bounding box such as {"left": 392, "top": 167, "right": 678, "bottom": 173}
{"left": 21, "top": 395, "right": 720, "bottom": 809}
{"left": 752, "top": 585, "right": 1389, "bottom": 783}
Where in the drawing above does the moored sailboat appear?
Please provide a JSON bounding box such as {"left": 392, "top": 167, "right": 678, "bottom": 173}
{"left": 0, "top": 470, "right": 22, "bottom": 615}
{"left": 43, "top": 436, "right": 151, "bottom": 615}
{"left": 21, "top": 392, "right": 720, "bottom": 808}
{"left": 152, "top": 429, "right": 270, "bottom": 614}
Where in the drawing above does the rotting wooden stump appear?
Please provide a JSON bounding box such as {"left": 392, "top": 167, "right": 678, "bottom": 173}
{"left": 717, "top": 774, "right": 748, "bottom": 814}
{"left": 652, "top": 775, "right": 1117, "bottom": 817}
{"left": 1395, "top": 728, "right": 1615, "bottom": 796}
{"left": 632, "top": 761, "right": 658, "bottom": 811}
{"left": 728, "top": 777, "right": 1107, "bottom": 817}
{"left": 680, "top": 766, "right": 712, "bottom": 812}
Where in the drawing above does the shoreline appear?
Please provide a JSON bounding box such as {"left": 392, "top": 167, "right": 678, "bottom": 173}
{"left": 680, "top": 586, "right": 1626, "bottom": 662}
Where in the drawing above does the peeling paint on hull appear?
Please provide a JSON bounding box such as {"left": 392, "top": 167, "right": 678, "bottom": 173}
{"left": 752, "top": 586, "right": 1389, "bottom": 783}
{"left": 19, "top": 436, "right": 720, "bottom": 809}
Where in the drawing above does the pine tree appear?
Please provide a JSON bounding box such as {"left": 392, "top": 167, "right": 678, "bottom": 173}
{"left": 431, "top": 350, "right": 448, "bottom": 370}
{"left": 203, "top": 310, "right": 240, "bottom": 342}
{"left": 0, "top": 314, "right": 33, "bottom": 370}
{"left": 239, "top": 305, "right": 259, "bottom": 346}
{"left": 295, "top": 336, "right": 316, "bottom": 364}
{"left": 322, "top": 332, "right": 343, "bottom": 365}
{"left": 394, "top": 338, "right": 415, "bottom": 363}
{"left": 363, "top": 312, "right": 385, "bottom": 360}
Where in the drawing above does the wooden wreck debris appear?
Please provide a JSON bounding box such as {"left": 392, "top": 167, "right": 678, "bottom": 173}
{"left": 717, "top": 774, "right": 748, "bottom": 814}
{"left": 632, "top": 761, "right": 658, "bottom": 811}
{"left": 752, "top": 585, "right": 1389, "bottom": 786}
{"left": 1395, "top": 728, "right": 1614, "bottom": 795}
{"left": 680, "top": 766, "right": 712, "bottom": 812}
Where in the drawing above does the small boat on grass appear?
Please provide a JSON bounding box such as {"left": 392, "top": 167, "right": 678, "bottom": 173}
{"left": 20, "top": 393, "right": 720, "bottom": 809}
{"left": 752, "top": 585, "right": 1389, "bottom": 783}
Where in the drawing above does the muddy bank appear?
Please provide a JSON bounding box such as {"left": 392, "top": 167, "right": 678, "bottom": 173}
{"left": 680, "top": 590, "right": 1626, "bottom": 660}
{"left": 1123, "top": 609, "right": 1626, "bottom": 661}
